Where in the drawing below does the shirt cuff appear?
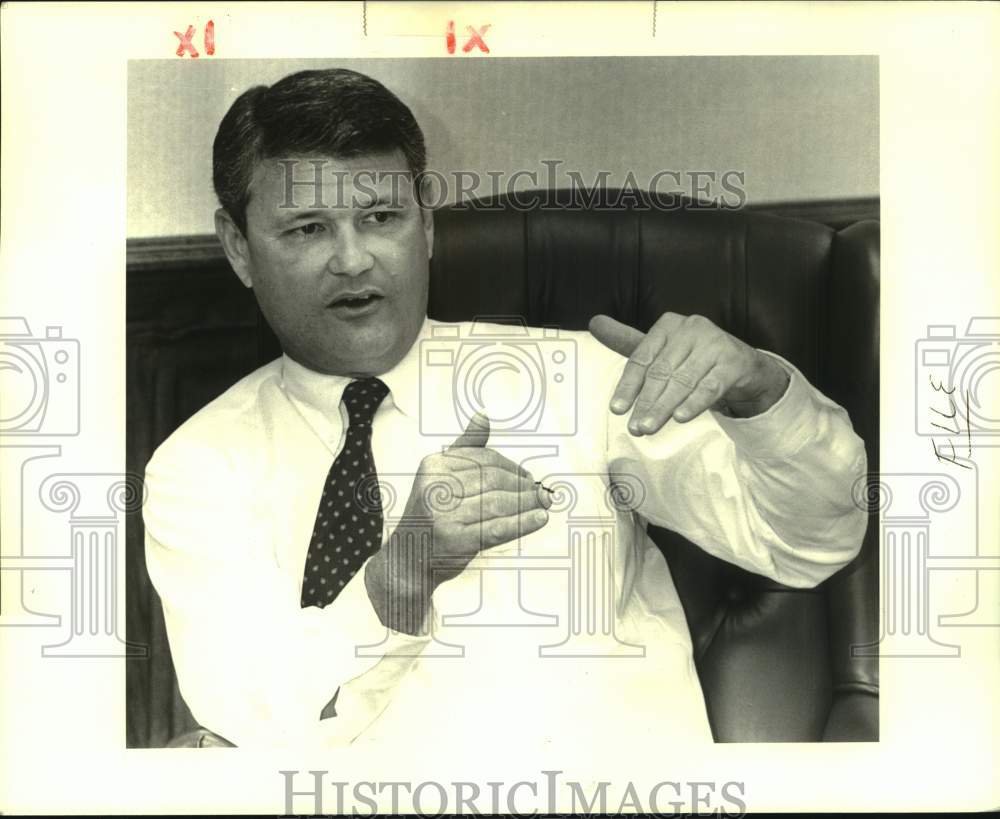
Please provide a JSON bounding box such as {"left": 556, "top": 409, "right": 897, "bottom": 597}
{"left": 324, "top": 554, "right": 437, "bottom": 666}
{"left": 712, "top": 351, "right": 819, "bottom": 460}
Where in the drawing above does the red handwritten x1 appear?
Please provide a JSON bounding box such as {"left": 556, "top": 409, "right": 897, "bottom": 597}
{"left": 174, "top": 25, "right": 199, "bottom": 58}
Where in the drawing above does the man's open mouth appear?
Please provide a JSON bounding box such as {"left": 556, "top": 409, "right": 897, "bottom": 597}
{"left": 327, "top": 291, "right": 384, "bottom": 312}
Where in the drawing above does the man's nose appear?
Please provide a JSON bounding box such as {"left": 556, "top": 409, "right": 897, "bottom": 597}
{"left": 326, "top": 227, "right": 375, "bottom": 277}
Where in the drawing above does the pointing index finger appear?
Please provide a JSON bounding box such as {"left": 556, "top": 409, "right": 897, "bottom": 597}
{"left": 588, "top": 314, "right": 644, "bottom": 358}
{"left": 607, "top": 313, "right": 684, "bottom": 415}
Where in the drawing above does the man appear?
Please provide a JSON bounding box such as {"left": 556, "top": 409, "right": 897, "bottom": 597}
{"left": 144, "top": 68, "right": 867, "bottom": 760}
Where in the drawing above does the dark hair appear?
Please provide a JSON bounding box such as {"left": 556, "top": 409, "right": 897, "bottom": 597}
{"left": 212, "top": 68, "right": 427, "bottom": 234}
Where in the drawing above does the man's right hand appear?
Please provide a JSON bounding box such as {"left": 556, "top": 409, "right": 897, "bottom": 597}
{"left": 365, "top": 412, "right": 551, "bottom": 634}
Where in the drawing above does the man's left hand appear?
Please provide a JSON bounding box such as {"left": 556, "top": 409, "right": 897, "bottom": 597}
{"left": 589, "top": 312, "right": 790, "bottom": 435}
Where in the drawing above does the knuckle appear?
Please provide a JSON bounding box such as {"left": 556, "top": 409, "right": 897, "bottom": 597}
{"left": 629, "top": 351, "right": 654, "bottom": 369}
{"left": 480, "top": 470, "right": 499, "bottom": 492}
{"left": 497, "top": 458, "right": 521, "bottom": 478}
{"left": 699, "top": 373, "right": 721, "bottom": 393}
{"left": 450, "top": 479, "right": 469, "bottom": 502}
{"left": 632, "top": 397, "right": 655, "bottom": 416}
{"left": 482, "top": 494, "right": 503, "bottom": 519}
{"left": 513, "top": 492, "right": 535, "bottom": 516}
{"left": 455, "top": 472, "right": 477, "bottom": 497}
{"left": 422, "top": 452, "right": 445, "bottom": 473}
{"left": 646, "top": 360, "right": 674, "bottom": 380}
{"left": 510, "top": 473, "right": 529, "bottom": 494}
{"left": 718, "top": 335, "right": 741, "bottom": 358}
{"left": 699, "top": 319, "right": 725, "bottom": 342}
{"left": 670, "top": 365, "right": 699, "bottom": 389}
{"left": 514, "top": 492, "right": 534, "bottom": 516}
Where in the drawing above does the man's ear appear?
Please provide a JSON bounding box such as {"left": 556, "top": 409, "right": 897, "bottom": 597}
{"left": 421, "top": 206, "right": 434, "bottom": 261}
{"left": 215, "top": 208, "right": 253, "bottom": 288}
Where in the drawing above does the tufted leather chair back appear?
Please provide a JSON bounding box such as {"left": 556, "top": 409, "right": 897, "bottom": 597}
{"left": 128, "top": 191, "right": 878, "bottom": 746}
{"left": 332, "top": 190, "right": 879, "bottom": 742}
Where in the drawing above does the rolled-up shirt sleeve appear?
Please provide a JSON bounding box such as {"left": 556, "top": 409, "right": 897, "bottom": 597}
{"left": 143, "top": 438, "right": 431, "bottom": 749}
{"left": 600, "top": 343, "right": 868, "bottom": 588}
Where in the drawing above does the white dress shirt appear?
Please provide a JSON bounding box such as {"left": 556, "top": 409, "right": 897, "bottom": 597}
{"left": 144, "top": 317, "right": 867, "bottom": 757}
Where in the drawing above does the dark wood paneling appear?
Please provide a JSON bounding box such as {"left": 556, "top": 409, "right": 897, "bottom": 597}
{"left": 124, "top": 197, "right": 879, "bottom": 273}
{"left": 126, "top": 253, "right": 261, "bottom": 747}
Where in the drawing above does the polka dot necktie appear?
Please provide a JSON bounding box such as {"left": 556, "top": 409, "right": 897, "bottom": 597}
{"left": 300, "top": 377, "right": 390, "bottom": 608}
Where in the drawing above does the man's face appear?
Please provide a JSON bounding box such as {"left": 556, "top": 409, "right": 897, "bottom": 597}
{"left": 219, "top": 150, "right": 433, "bottom": 376}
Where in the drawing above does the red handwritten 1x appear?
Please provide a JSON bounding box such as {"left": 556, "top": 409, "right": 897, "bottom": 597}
{"left": 174, "top": 20, "right": 215, "bottom": 58}
{"left": 446, "top": 21, "right": 491, "bottom": 54}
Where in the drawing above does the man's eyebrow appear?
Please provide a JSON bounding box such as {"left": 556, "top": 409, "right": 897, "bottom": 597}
{"left": 357, "top": 193, "right": 410, "bottom": 209}
{"left": 274, "top": 208, "right": 331, "bottom": 223}
{"left": 273, "top": 193, "right": 412, "bottom": 220}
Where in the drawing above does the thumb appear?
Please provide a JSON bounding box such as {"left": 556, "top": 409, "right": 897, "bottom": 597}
{"left": 588, "top": 314, "right": 644, "bottom": 358}
{"left": 448, "top": 410, "right": 490, "bottom": 449}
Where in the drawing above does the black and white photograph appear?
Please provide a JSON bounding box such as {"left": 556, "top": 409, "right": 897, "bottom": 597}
{"left": 2, "top": 3, "right": 998, "bottom": 816}
{"left": 125, "top": 55, "right": 880, "bottom": 756}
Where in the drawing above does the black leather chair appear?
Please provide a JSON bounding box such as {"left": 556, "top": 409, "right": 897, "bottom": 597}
{"left": 128, "top": 190, "right": 879, "bottom": 746}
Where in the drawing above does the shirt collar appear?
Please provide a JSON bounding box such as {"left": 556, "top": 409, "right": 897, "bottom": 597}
{"left": 279, "top": 316, "right": 433, "bottom": 420}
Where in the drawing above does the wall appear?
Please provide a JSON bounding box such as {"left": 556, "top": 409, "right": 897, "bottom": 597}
{"left": 127, "top": 56, "right": 878, "bottom": 238}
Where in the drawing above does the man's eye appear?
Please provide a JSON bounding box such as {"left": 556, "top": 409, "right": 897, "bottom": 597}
{"left": 290, "top": 223, "right": 325, "bottom": 237}
{"left": 362, "top": 210, "right": 397, "bottom": 225}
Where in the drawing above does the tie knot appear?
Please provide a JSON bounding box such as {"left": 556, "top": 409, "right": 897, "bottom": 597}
{"left": 342, "top": 377, "right": 389, "bottom": 429}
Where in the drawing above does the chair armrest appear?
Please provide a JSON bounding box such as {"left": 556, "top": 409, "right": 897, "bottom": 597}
{"left": 822, "top": 218, "right": 880, "bottom": 741}
{"left": 823, "top": 688, "right": 879, "bottom": 741}
{"left": 166, "top": 728, "right": 236, "bottom": 748}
